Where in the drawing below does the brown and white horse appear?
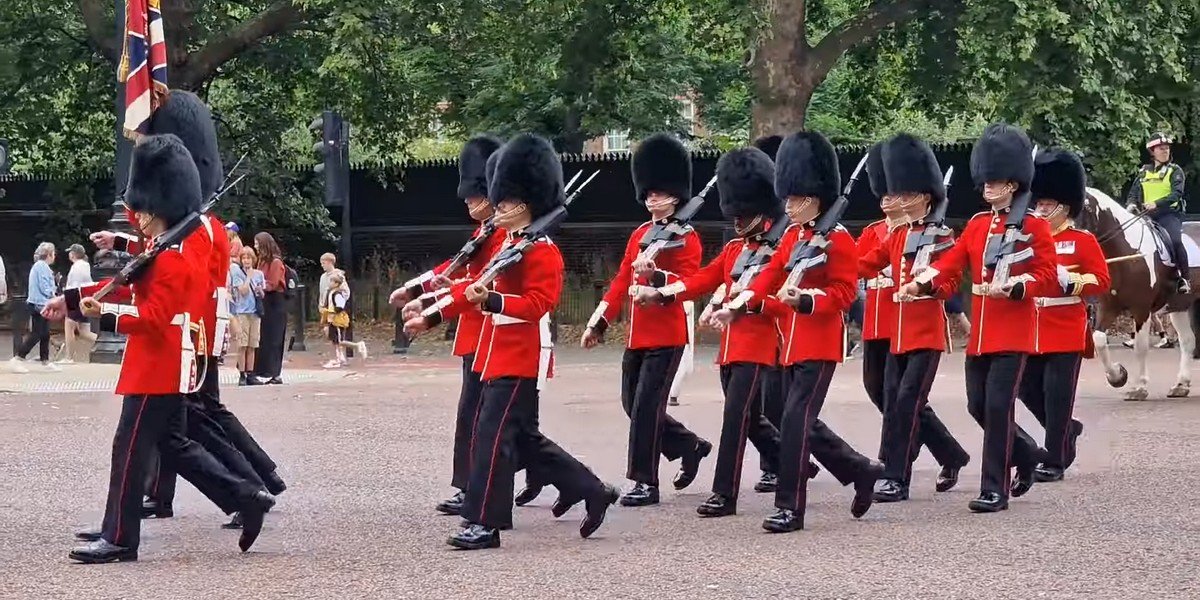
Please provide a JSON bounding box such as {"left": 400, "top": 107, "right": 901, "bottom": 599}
{"left": 1076, "top": 188, "right": 1198, "bottom": 400}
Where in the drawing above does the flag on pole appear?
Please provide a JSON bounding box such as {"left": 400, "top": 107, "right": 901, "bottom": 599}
{"left": 118, "top": 0, "right": 169, "bottom": 138}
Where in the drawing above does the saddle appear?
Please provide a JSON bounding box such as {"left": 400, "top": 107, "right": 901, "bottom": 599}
{"left": 1147, "top": 220, "right": 1200, "bottom": 268}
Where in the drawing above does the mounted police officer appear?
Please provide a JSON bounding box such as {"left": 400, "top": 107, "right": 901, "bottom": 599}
{"left": 1126, "top": 132, "right": 1189, "bottom": 293}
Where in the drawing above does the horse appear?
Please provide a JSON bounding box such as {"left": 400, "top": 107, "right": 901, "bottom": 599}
{"left": 1075, "top": 188, "right": 1199, "bottom": 400}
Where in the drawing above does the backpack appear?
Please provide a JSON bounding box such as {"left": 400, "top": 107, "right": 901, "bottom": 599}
{"left": 283, "top": 264, "right": 299, "bottom": 299}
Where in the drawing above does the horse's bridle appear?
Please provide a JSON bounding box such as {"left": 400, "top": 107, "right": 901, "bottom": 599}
{"left": 1092, "top": 205, "right": 1152, "bottom": 247}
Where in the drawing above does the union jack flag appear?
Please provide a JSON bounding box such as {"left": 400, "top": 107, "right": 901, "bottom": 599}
{"left": 118, "top": 0, "right": 169, "bottom": 138}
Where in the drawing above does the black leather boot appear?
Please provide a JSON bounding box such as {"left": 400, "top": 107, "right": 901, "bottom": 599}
{"left": 968, "top": 492, "right": 1008, "bottom": 513}
{"left": 673, "top": 440, "right": 712, "bottom": 490}
{"left": 436, "top": 491, "right": 465, "bottom": 516}
{"left": 619, "top": 482, "right": 660, "bottom": 507}
{"left": 762, "top": 508, "right": 803, "bottom": 533}
{"left": 69, "top": 539, "right": 138, "bottom": 564}
{"left": 447, "top": 524, "right": 500, "bottom": 550}
{"left": 697, "top": 494, "right": 737, "bottom": 517}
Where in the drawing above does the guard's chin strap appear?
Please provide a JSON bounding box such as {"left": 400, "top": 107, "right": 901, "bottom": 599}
{"left": 734, "top": 215, "right": 763, "bottom": 238}
{"left": 786, "top": 198, "right": 814, "bottom": 223}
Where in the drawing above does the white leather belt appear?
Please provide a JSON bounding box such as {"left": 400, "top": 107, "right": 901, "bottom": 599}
{"left": 866, "top": 277, "right": 894, "bottom": 290}
{"left": 1035, "top": 296, "right": 1081, "bottom": 307}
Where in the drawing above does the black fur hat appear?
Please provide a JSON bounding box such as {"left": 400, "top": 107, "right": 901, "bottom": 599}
{"left": 488, "top": 134, "right": 564, "bottom": 218}
{"left": 1031, "top": 149, "right": 1087, "bottom": 218}
{"left": 866, "top": 143, "right": 886, "bottom": 199}
{"left": 125, "top": 134, "right": 203, "bottom": 227}
{"left": 751, "top": 135, "right": 783, "bottom": 161}
{"left": 484, "top": 146, "right": 502, "bottom": 194}
{"left": 458, "top": 135, "right": 503, "bottom": 200}
{"left": 147, "top": 91, "right": 222, "bottom": 199}
{"left": 631, "top": 133, "right": 691, "bottom": 204}
{"left": 775, "top": 131, "right": 841, "bottom": 211}
{"left": 717, "top": 147, "right": 782, "bottom": 219}
{"left": 970, "top": 123, "right": 1034, "bottom": 192}
{"left": 882, "top": 133, "right": 945, "bottom": 204}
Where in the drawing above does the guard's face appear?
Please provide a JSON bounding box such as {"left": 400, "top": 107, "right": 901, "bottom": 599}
{"left": 1034, "top": 199, "right": 1064, "bottom": 220}
{"left": 785, "top": 196, "right": 818, "bottom": 224}
{"left": 465, "top": 196, "right": 494, "bottom": 221}
{"left": 494, "top": 199, "right": 530, "bottom": 229}
{"left": 898, "top": 192, "right": 931, "bottom": 218}
{"left": 982, "top": 181, "right": 1016, "bottom": 207}
{"left": 645, "top": 192, "right": 678, "bottom": 219}
{"left": 1152, "top": 144, "right": 1171, "bottom": 164}
{"left": 733, "top": 215, "right": 765, "bottom": 238}
{"left": 880, "top": 194, "right": 903, "bottom": 217}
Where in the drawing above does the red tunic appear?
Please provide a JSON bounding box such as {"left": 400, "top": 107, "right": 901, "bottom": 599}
{"left": 68, "top": 247, "right": 199, "bottom": 395}
{"left": 919, "top": 210, "right": 1058, "bottom": 355}
{"left": 857, "top": 219, "right": 896, "bottom": 342}
{"left": 747, "top": 224, "right": 858, "bottom": 365}
{"left": 858, "top": 223, "right": 959, "bottom": 354}
{"left": 597, "top": 222, "right": 701, "bottom": 349}
{"left": 1032, "top": 225, "right": 1111, "bottom": 354}
{"left": 436, "top": 236, "right": 561, "bottom": 381}
{"left": 424, "top": 227, "right": 508, "bottom": 357}
{"left": 663, "top": 238, "right": 779, "bottom": 366}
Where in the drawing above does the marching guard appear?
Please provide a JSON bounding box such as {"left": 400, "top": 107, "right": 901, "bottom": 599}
{"left": 390, "top": 135, "right": 511, "bottom": 517}
{"left": 902, "top": 123, "right": 1057, "bottom": 512}
{"left": 61, "top": 134, "right": 275, "bottom": 563}
{"left": 857, "top": 134, "right": 971, "bottom": 502}
{"left": 640, "top": 146, "right": 784, "bottom": 517}
{"left": 406, "top": 134, "right": 618, "bottom": 550}
{"left": 719, "top": 131, "right": 883, "bottom": 532}
{"left": 856, "top": 143, "right": 898, "bottom": 425}
{"left": 582, "top": 133, "right": 711, "bottom": 507}
{"left": 1021, "top": 149, "right": 1110, "bottom": 481}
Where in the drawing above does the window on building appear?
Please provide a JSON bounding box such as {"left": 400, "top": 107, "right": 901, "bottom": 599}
{"left": 604, "top": 130, "right": 630, "bottom": 153}
{"left": 679, "top": 99, "right": 696, "bottom": 135}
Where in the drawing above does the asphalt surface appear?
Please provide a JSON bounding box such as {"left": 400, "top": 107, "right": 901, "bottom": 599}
{"left": 2, "top": 346, "right": 1199, "bottom": 600}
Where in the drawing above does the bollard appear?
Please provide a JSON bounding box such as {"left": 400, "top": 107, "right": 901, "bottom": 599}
{"left": 9, "top": 294, "right": 27, "bottom": 358}
{"left": 291, "top": 284, "right": 308, "bottom": 352}
{"left": 392, "top": 308, "right": 411, "bottom": 354}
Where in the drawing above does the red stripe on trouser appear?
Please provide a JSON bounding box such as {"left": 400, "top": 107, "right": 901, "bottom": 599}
{"left": 649, "top": 348, "right": 685, "bottom": 477}
{"left": 730, "top": 365, "right": 762, "bottom": 496}
{"left": 114, "top": 395, "right": 150, "bottom": 543}
{"left": 478, "top": 381, "right": 522, "bottom": 523}
{"left": 1060, "top": 355, "right": 1082, "bottom": 463}
{"left": 1002, "top": 356, "right": 1027, "bottom": 492}
{"left": 792, "top": 364, "right": 830, "bottom": 510}
{"left": 465, "top": 378, "right": 487, "bottom": 482}
{"left": 902, "top": 355, "right": 940, "bottom": 481}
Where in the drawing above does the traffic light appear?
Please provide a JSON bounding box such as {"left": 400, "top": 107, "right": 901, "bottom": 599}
{"left": 0, "top": 139, "right": 10, "bottom": 175}
{"left": 309, "top": 111, "right": 349, "bottom": 206}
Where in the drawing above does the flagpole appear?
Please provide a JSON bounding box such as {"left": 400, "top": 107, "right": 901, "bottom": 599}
{"left": 91, "top": 0, "right": 134, "bottom": 363}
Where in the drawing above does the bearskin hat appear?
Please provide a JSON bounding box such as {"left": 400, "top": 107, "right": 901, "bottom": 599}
{"left": 717, "top": 147, "right": 781, "bottom": 220}
{"left": 484, "top": 145, "right": 503, "bottom": 194}
{"left": 751, "top": 135, "right": 783, "bottom": 161}
{"left": 882, "top": 133, "right": 945, "bottom": 204}
{"left": 631, "top": 133, "right": 692, "bottom": 204}
{"left": 488, "top": 134, "right": 564, "bottom": 218}
{"left": 970, "top": 123, "right": 1034, "bottom": 192}
{"left": 147, "top": 91, "right": 222, "bottom": 199}
{"left": 865, "top": 143, "right": 886, "bottom": 199}
{"left": 458, "top": 135, "right": 503, "bottom": 200}
{"left": 1030, "top": 149, "right": 1087, "bottom": 218}
{"left": 775, "top": 131, "right": 841, "bottom": 211}
{"left": 125, "top": 134, "right": 203, "bottom": 227}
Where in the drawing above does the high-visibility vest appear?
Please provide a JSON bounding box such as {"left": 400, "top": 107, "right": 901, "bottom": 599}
{"left": 1140, "top": 164, "right": 1180, "bottom": 209}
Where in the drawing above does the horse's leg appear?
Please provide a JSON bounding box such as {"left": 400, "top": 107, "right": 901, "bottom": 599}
{"left": 1094, "top": 304, "right": 1127, "bottom": 387}
{"left": 1168, "top": 309, "right": 1194, "bottom": 397}
{"left": 1125, "top": 318, "right": 1152, "bottom": 401}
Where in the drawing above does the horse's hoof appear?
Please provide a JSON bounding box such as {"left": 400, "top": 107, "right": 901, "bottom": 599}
{"left": 1107, "top": 365, "right": 1128, "bottom": 388}
{"left": 1168, "top": 384, "right": 1190, "bottom": 398}
{"left": 1124, "top": 387, "right": 1149, "bottom": 402}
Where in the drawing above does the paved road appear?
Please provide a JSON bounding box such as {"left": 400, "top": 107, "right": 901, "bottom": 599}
{"left": 2, "top": 347, "right": 1198, "bottom": 599}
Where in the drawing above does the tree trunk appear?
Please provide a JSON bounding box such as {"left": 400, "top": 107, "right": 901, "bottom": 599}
{"left": 555, "top": 107, "right": 587, "bottom": 154}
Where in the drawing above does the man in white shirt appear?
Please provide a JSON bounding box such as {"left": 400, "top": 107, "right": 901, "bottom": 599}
{"left": 60, "top": 244, "right": 97, "bottom": 363}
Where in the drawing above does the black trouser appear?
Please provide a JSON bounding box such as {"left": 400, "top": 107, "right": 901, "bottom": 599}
{"left": 17, "top": 303, "right": 50, "bottom": 362}
{"left": 461, "top": 377, "right": 604, "bottom": 530}
{"left": 1154, "top": 210, "right": 1189, "bottom": 281}
{"left": 150, "top": 357, "right": 277, "bottom": 505}
{"left": 713, "top": 363, "right": 779, "bottom": 499}
{"left": 964, "top": 353, "right": 1044, "bottom": 498}
{"left": 148, "top": 402, "right": 264, "bottom": 505}
{"left": 759, "top": 366, "right": 785, "bottom": 472}
{"left": 621, "top": 346, "right": 700, "bottom": 486}
{"left": 881, "top": 350, "right": 969, "bottom": 483}
{"left": 451, "top": 354, "right": 486, "bottom": 491}
{"left": 1018, "top": 352, "right": 1084, "bottom": 469}
{"left": 254, "top": 291, "right": 287, "bottom": 380}
{"left": 862, "top": 339, "right": 890, "bottom": 460}
{"left": 775, "top": 361, "right": 875, "bottom": 513}
{"left": 102, "top": 394, "right": 259, "bottom": 549}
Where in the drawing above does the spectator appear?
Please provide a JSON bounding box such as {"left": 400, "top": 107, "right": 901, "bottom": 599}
{"left": 58, "top": 244, "right": 98, "bottom": 363}
{"left": 252, "top": 232, "right": 287, "bottom": 384}
{"left": 0, "top": 253, "right": 7, "bottom": 304}
{"left": 10, "top": 242, "right": 59, "bottom": 373}
{"left": 320, "top": 270, "right": 367, "bottom": 368}
{"left": 226, "top": 222, "right": 243, "bottom": 258}
{"left": 318, "top": 252, "right": 337, "bottom": 306}
{"left": 230, "top": 246, "right": 266, "bottom": 385}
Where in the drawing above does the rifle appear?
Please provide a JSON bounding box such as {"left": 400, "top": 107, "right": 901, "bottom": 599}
{"left": 771, "top": 153, "right": 869, "bottom": 303}
{"left": 727, "top": 214, "right": 791, "bottom": 295}
{"left": 90, "top": 156, "right": 248, "bottom": 302}
{"left": 904, "top": 166, "right": 956, "bottom": 276}
{"left": 419, "top": 170, "right": 600, "bottom": 319}
{"left": 982, "top": 146, "right": 1039, "bottom": 293}
{"left": 635, "top": 174, "right": 718, "bottom": 262}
